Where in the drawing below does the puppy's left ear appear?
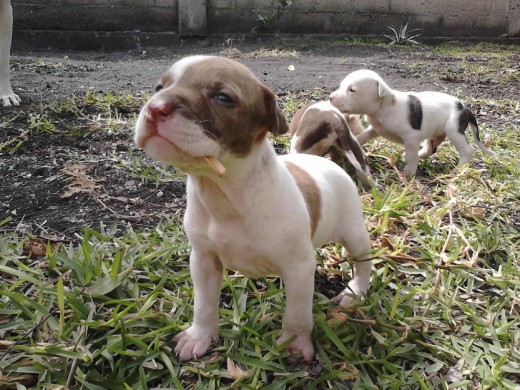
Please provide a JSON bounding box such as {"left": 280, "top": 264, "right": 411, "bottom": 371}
{"left": 377, "top": 79, "right": 391, "bottom": 98}
{"left": 262, "top": 86, "right": 289, "bottom": 136}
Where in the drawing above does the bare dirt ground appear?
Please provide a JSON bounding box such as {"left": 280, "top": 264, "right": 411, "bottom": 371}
{"left": 1, "top": 36, "right": 519, "bottom": 243}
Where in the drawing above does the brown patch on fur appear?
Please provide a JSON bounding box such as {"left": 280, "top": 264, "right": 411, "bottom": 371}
{"left": 290, "top": 104, "right": 367, "bottom": 171}
{"left": 301, "top": 122, "right": 332, "bottom": 152}
{"left": 154, "top": 57, "right": 288, "bottom": 157}
{"left": 290, "top": 105, "right": 335, "bottom": 154}
{"left": 284, "top": 161, "right": 321, "bottom": 237}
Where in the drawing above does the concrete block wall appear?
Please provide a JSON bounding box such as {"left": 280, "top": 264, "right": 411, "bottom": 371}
{"left": 12, "top": 0, "right": 178, "bottom": 32}
{"left": 209, "top": 0, "right": 517, "bottom": 37}
{"left": 11, "top": 0, "right": 520, "bottom": 43}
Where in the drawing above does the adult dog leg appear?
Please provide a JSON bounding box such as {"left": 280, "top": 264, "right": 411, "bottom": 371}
{"left": 0, "top": 0, "right": 20, "bottom": 106}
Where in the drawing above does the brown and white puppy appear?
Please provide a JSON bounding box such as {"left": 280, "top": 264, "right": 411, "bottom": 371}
{"left": 289, "top": 101, "right": 374, "bottom": 189}
{"left": 135, "top": 56, "right": 372, "bottom": 362}
{"left": 330, "top": 69, "right": 495, "bottom": 176}
{"left": 0, "top": 0, "right": 20, "bottom": 107}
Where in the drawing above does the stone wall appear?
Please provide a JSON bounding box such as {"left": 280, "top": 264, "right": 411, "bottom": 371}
{"left": 11, "top": 0, "right": 520, "bottom": 47}
{"left": 208, "top": 0, "right": 518, "bottom": 38}
{"left": 12, "top": 0, "right": 178, "bottom": 33}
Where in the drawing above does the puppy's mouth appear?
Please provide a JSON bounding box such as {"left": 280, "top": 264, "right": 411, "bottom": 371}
{"left": 140, "top": 114, "right": 174, "bottom": 147}
{"left": 135, "top": 106, "right": 222, "bottom": 172}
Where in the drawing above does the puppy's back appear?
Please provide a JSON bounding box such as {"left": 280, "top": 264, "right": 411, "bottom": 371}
{"left": 280, "top": 153, "right": 362, "bottom": 246}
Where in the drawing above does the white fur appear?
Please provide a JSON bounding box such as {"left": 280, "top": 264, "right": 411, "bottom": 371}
{"left": 330, "top": 69, "right": 495, "bottom": 176}
{"left": 0, "top": 0, "right": 20, "bottom": 107}
{"left": 168, "top": 55, "right": 215, "bottom": 86}
{"left": 135, "top": 57, "right": 373, "bottom": 362}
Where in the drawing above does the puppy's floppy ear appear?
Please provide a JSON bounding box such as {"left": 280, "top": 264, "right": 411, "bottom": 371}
{"left": 262, "top": 86, "right": 289, "bottom": 136}
{"left": 377, "top": 79, "right": 391, "bottom": 98}
{"left": 335, "top": 114, "right": 368, "bottom": 172}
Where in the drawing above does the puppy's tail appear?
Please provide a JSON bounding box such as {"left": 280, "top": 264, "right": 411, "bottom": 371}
{"left": 467, "top": 108, "right": 496, "bottom": 156}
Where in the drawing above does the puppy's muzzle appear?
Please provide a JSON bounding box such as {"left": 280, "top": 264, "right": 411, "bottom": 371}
{"left": 146, "top": 99, "right": 181, "bottom": 123}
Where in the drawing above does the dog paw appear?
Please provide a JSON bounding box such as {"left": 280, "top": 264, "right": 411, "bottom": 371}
{"left": 334, "top": 292, "right": 360, "bottom": 307}
{"left": 334, "top": 280, "right": 368, "bottom": 307}
{"left": 173, "top": 326, "right": 218, "bottom": 361}
{"left": 277, "top": 332, "right": 314, "bottom": 362}
{"left": 0, "top": 92, "right": 21, "bottom": 107}
{"left": 402, "top": 166, "right": 417, "bottom": 177}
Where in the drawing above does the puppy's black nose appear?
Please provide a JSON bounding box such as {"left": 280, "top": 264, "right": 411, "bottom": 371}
{"left": 147, "top": 100, "right": 178, "bottom": 121}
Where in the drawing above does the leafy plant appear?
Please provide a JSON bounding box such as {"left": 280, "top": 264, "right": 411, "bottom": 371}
{"left": 254, "top": 0, "right": 293, "bottom": 32}
{"left": 383, "top": 23, "right": 421, "bottom": 45}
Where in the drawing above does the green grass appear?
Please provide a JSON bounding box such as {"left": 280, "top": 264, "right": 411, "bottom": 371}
{"left": 1, "top": 42, "right": 519, "bottom": 389}
{"left": 414, "top": 42, "right": 519, "bottom": 86}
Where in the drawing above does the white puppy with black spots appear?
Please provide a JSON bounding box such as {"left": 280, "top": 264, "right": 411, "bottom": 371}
{"left": 330, "top": 69, "right": 495, "bottom": 176}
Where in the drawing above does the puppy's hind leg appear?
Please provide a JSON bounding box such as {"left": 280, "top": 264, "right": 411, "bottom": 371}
{"left": 467, "top": 109, "right": 496, "bottom": 157}
{"left": 445, "top": 123, "right": 474, "bottom": 167}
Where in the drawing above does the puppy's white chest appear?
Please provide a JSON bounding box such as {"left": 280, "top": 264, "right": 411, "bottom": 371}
{"left": 185, "top": 189, "right": 286, "bottom": 277}
{"left": 204, "top": 218, "right": 280, "bottom": 277}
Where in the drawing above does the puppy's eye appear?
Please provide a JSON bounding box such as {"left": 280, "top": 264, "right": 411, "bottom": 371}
{"left": 348, "top": 87, "right": 356, "bottom": 93}
{"left": 214, "top": 92, "right": 234, "bottom": 104}
{"left": 155, "top": 84, "right": 163, "bottom": 93}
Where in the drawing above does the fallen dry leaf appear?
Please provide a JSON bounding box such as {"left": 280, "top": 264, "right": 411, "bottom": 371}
{"left": 23, "top": 237, "right": 48, "bottom": 257}
{"left": 469, "top": 206, "right": 486, "bottom": 219}
{"left": 227, "top": 357, "right": 251, "bottom": 380}
{"left": 379, "top": 236, "right": 395, "bottom": 251}
{"left": 327, "top": 309, "right": 348, "bottom": 327}
{"left": 0, "top": 374, "right": 38, "bottom": 389}
{"left": 60, "top": 162, "right": 103, "bottom": 198}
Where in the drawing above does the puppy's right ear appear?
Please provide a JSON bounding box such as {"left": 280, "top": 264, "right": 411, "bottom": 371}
{"left": 262, "top": 86, "right": 289, "bottom": 136}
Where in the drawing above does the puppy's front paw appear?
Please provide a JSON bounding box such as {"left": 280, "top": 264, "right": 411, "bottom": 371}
{"left": 277, "top": 332, "right": 314, "bottom": 362}
{"left": 173, "top": 325, "right": 218, "bottom": 361}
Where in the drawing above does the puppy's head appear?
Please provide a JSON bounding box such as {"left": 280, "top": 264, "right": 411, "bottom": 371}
{"left": 329, "top": 69, "right": 391, "bottom": 115}
{"left": 290, "top": 101, "right": 342, "bottom": 155}
{"left": 135, "top": 55, "right": 288, "bottom": 173}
